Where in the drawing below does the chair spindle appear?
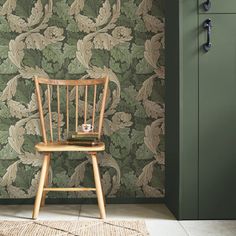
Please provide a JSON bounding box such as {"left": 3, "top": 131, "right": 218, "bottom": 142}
{"left": 92, "top": 85, "right": 97, "bottom": 128}
{"left": 66, "top": 85, "right": 69, "bottom": 136}
{"left": 57, "top": 85, "right": 60, "bottom": 141}
{"left": 98, "top": 77, "right": 109, "bottom": 139}
{"left": 84, "top": 85, "right": 88, "bottom": 124}
{"left": 35, "top": 78, "right": 47, "bottom": 143}
{"left": 75, "top": 85, "right": 79, "bottom": 132}
{"left": 47, "top": 84, "right": 53, "bottom": 142}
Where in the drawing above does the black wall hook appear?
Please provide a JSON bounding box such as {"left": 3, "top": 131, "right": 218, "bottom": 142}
{"left": 203, "top": 0, "right": 211, "bottom": 11}
{"left": 203, "top": 19, "right": 212, "bottom": 52}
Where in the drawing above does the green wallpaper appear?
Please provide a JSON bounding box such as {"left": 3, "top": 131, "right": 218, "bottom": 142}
{"left": 0, "top": 0, "right": 165, "bottom": 199}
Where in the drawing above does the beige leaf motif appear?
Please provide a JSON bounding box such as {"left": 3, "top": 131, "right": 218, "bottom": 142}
{"left": 110, "top": 0, "right": 121, "bottom": 24}
{"left": 40, "top": 0, "right": 53, "bottom": 28}
{"left": 152, "top": 32, "right": 164, "bottom": 41}
{"left": 87, "top": 66, "right": 108, "bottom": 79}
{"left": 143, "top": 14, "right": 164, "bottom": 33}
{"left": 99, "top": 153, "right": 121, "bottom": 185}
{"left": 25, "top": 27, "right": 64, "bottom": 50}
{"left": 7, "top": 14, "right": 28, "bottom": 33}
{"left": 78, "top": 99, "right": 93, "bottom": 118}
{"left": 137, "top": 76, "right": 154, "bottom": 101}
{"left": 111, "top": 112, "right": 133, "bottom": 132}
{"left": 27, "top": 0, "right": 43, "bottom": 27}
{"left": 87, "top": 67, "right": 121, "bottom": 118}
{"left": 144, "top": 34, "right": 161, "bottom": 69}
{"left": 95, "top": 0, "right": 111, "bottom": 27}
{"left": 45, "top": 112, "right": 64, "bottom": 131}
{"left": 93, "top": 33, "right": 119, "bottom": 50}
{"left": 160, "top": 32, "right": 165, "bottom": 48}
{"left": 106, "top": 68, "right": 120, "bottom": 95}
{"left": 136, "top": 0, "right": 152, "bottom": 16}
{"left": 19, "top": 66, "right": 48, "bottom": 79}
{"left": 76, "top": 190, "right": 96, "bottom": 198}
{"left": 155, "top": 151, "right": 165, "bottom": 165}
{"left": 0, "top": 75, "right": 19, "bottom": 101}
{"left": 99, "top": 153, "right": 121, "bottom": 196}
{"left": 69, "top": 160, "right": 89, "bottom": 187}
{"left": 154, "top": 117, "right": 165, "bottom": 134}
{"left": 93, "top": 28, "right": 132, "bottom": 51}
{"left": 27, "top": 93, "right": 37, "bottom": 112}
{"left": 112, "top": 26, "right": 132, "bottom": 42}
{"left": 76, "top": 39, "right": 93, "bottom": 68}
{"left": 25, "top": 119, "right": 40, "bottom": 135}
{"left": 161, "top": 117, "right": 165, "bottom": 134}
{"left": 109, "top": 175, "right": 120, "bottom": 196}
{"left": 8, "top": 185, "right": 27, "bottom": 198}
{"left": 0, "top": 0, "right": 16, "bottom": 15}
{"left": 137, "top": 160, "right": 157, "bottom": 186}
{"left": 27, "top": 172, "right": 40, "bottom": 197}
{"left": 102, "top": 118, "right": 113, "bottom": 136}
{"left": 0, "top": 161, "right": 19, "bottom": 186}
{"left": 106, "top": 89, "right": 120, "bottom": 116}
{"left": 76, "top": 14, "right": 96, "bottom": 33}
{"left": 44, "top": 26, "right": 65, "bottom": 43}
{"left": 87, "top": 66, "right": 121, "bottom": 96}
{"left": 25, "top": 33, "right": 47, "bottom": 50}
{"left": 8, "top": 39, "right": 25, "bottom": 68}
{"left": 155, "top": 66, "right": 165, "bottom": 79}
{"left": 143, "top": 99, "right": 164, "bottom": 119}
{"left": 8, "top": 124, "right": 25, "bottom": 154}
{"left": 144, "top": 120, "right": 161, "bottom": 154}
{"left": 143, "top": 185, "right": 163, "bottom": 197}
{"left": 101, "top": 171, "right": 112, "bottom": 195}
{"left": 7, "top": 100, "right": 29, "bottom": 119}
{"left": 20, "top": 152, "right": 43, "bottom": 167}
{"left": 69, "top": 0, "right": 85, "bottom": 15}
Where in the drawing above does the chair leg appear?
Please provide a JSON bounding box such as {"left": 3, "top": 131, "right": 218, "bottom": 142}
{"left": 41, "top": 154, "right": 51, "bottom": 207}
{"left": 91, "top": 154, "right": 106, "bottom": 219}
{"left": 32, "top": 153, "right": 50, "bottom": 220}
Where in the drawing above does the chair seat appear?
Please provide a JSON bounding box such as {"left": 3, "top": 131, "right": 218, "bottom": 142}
{"left": 35, "top": 141, "right": 105, "bottom": 152}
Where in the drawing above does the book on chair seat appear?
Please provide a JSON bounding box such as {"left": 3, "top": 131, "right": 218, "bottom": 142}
{"left": 67, "top": 132, "right": 99, "bottom": 145}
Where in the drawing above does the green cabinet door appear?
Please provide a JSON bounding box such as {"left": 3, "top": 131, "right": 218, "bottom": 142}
{"left": 199, "top": 14, "right": 236, "bottom": 219}
{"left": 199, "top": 0, "right": 236, "bottom": 13}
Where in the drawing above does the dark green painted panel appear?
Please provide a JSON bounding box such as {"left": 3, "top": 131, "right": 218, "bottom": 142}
{"left": 166, "top": 0, "right": 180, "bottom": 218}
{"left": 166, "top": 0, "right": 199, "bottom": 220}
{"left": 179, "top": 0, "right": 199, "bottom": 219}
{"left": 199, "top": 0, "right": 236, "bottom": 13}
{"left": 199, "top": 14, "right": 236, "bottom": 219}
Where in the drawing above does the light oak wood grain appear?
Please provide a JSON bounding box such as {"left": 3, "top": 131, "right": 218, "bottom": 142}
{"left": 43, "top": 187, "right": 96, "bottom": 191}
{"left": 92, "top": 154, "right": 106, "bottom": 219}
{"left": 35, "top": 142, "right": 105, "bottom": 152}
{"left": 32, "top": 154, "right": 50, "bottom": 219}
{"left": 32, "top": 76, "right": 109, "bottom": 220}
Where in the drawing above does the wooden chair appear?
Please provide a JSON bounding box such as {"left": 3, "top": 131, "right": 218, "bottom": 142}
{"left": 32, "top": 76, "right": 109, "bottom": 220}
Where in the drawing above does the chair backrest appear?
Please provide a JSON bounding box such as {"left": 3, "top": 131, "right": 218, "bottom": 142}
{"left": 34, "top": 76, "right": 109, "bottom": 144}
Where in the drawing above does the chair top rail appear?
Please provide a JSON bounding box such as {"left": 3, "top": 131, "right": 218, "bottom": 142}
{"left": 35, "top": 77, "right": 107, "bottom": 86}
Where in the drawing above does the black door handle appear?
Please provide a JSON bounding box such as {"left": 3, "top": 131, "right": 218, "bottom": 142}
{"left": 203, "top": 0, "right": 211, "bottom": 11}
{"left": 203, "top": 19, "right": 212, "bottom": 52}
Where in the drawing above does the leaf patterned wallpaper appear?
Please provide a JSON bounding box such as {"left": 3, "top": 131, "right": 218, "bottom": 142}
{"left": 0, "top": 0, "right": 165, "bottom": 199}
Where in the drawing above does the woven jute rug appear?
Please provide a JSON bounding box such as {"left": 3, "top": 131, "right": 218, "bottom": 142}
{"left": 0, "top": 220, "right": 149, "bottom": 236}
